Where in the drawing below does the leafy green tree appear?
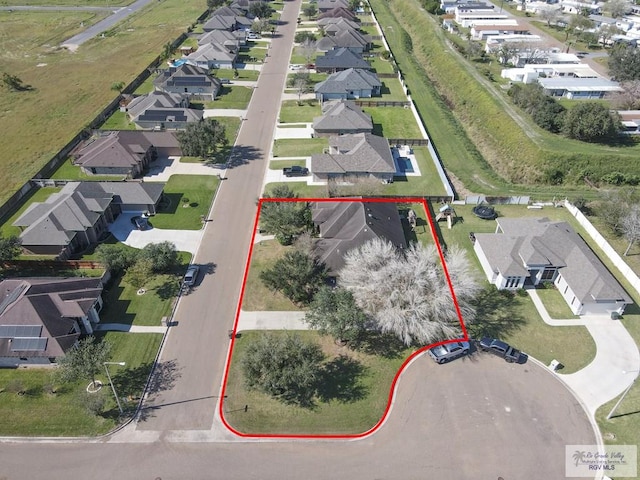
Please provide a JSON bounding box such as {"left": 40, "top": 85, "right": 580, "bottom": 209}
{"left": 594, "top": 188, "right": 640, "bottom": 234}
{"left": 95, "top": 243, "right": 138, "bottom": 273}
{"left": 207, "top": 0, "right": 226, "bottom": 10}
{"left": 302, "top": 3, "right": 317, "bottom": 19}
{"left": 531, "top": 96, "right": 566, "bottom": 133}
{"left": 562, "top": 103, "right": 620, "bottom": 142}
{"left": 110, "top": 81, "right": 125, "bottom": 93}
{"left": 295, "top": 31, "right": 316, "bottom": 43}
{"left": 124, "top": 258, "right": 153, "bottom": 289}
{"left": 609, "top": 44, "right": 640, "bottom": 81}
{"left": 260, "top": 185, "right": 311, "bottom": 245}
{"left": 305, "top": 286, "right": 369, "bottom": 344}
{"left": 605, "top": 0, "right": 632, "bottom": 18}
{"left": 348, "top": 0, "right": 361, "bottom": 11}
{"left": 242, "top": 332, "right": 324, "bottom": 406}
{"left": 260, "top": 250, "right": 328, "bottom": 305}
{"left": 56, "top": 336, "right": 112, "bottom": 386}
{"left": 139, "top": 241, "right": 178, "bottom": 273}
{"left": 0, "top": 235, "right": 22, "bottom": 263}
{"left": 249, "top": 1, "right": 273, "bottom": 19}
{"left": 251, "top": 18, "right": 269, "bottom": 34}
{"left": 1, "top": 72, "right": 33, "bottom": 92}
{"left": 176, "top": 118, "right": 227, "bottom": 159}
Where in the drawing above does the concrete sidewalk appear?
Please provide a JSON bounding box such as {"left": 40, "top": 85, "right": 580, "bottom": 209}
{"left": 95, "top": 323, "right": 167, "bottom": 334}
{"left": 528, "top": 289, "right": 640, "bottom": 416}
{"left": 236, "top": 310, "right": 308, "bottom": 331}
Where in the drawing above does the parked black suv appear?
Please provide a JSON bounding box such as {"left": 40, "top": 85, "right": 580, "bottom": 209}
{"left": 479, "top": 337, "right": 521, "bottom": 363}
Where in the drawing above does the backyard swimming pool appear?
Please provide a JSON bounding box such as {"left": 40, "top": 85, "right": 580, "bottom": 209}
{"left": 396, "top": 157, "right": 414, "bottom": 174}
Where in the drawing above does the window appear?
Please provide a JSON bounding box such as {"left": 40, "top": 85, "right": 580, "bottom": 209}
{"left": 541, "top": 268, "right": 556, "bottom": 281}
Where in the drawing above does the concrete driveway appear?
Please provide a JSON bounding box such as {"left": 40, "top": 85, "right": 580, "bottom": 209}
{"left": 145, "top": 156, "right": 224, "bottom": 182}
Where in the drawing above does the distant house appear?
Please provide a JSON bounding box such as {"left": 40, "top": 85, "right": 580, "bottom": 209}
{"left": 470, "top": 24, "right": 530, "bottom": 40}
{"left": 314, "top": 68, "right": 381, "bottom": 101}
{"left": 198, "top": 29, "right": 244, "bottom": 49}
{"left": 186, "top": 42, "right": 238, "bottom": 69}
{"left": 315, "top": 48, "right": 371, "bottom": 73}
{"left": 311, "top": 200, "right": 407, "bottom": 275}
{"left": 202, "top": 6, "right": 252, "bottom": 31}
{"left": 13, "top": 181, "right": 165, "bottom": 258}
{"left": 312, "top": 99, "right": 373, "bottom": 136}
{"left": 619, "top": 110, "right": 640, "bottom": 134}
{"left": 154, "top": 64, "right": 221, "bottom": 100}
{"left": 317, "top": 6, "right": 357, "bottom": 20}
{"left": 317, "top": 0, "right": 350, "bottom": 13}
{"left": 537, "top": 76, "right": 622, "bottom": 99}
{"left": 310, "top": 132, "right": 395, "bottom": 183}
{"left": 0, "top": 277, "right": 105, "bottom": 367}
{"left": 473, "top": 217, "right": 632, "bottom": 316}
{"left": 316, "top": 28, "right": 371, "bottom": 53}
{"left": 124, "top": 91, "right": 203, "bottom": 130}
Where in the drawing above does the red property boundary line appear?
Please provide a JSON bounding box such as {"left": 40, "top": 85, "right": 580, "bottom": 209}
{"left": 219, "top": 197, "right": 470, "bottom": 439}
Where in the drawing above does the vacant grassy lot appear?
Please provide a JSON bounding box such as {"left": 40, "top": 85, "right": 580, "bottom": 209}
{"left": 1, "top": 0, "right": 135, "bottom": 5}
{"left": 0, "top": 0, "right": 205, "bottom": 205}
{"left": 363, "top": 106, "right": 422, "bottom": 138}
{"left": 207, "top": 86, "right": 253, "bottom": 109}
{"left": 151, "top": 174, "right": 219, "bottom": 230}
{"left": 279, "top": 100, "right": 321, "bottom": 123}
{"left": 273, "top": 137, "right": 327, "bottom": 157}
{"left": 0, "top": 332, "right": 162, "bottom": 436}
{"left": 223, "top": 330, "right": 412, "bottom": 434}
{"left": 241, "top": 239, "right": 301, "bottom": 311}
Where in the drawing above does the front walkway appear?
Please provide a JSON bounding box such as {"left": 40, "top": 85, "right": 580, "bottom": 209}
{"left": 528, "top": 289, "right": 640, "bottom": 416}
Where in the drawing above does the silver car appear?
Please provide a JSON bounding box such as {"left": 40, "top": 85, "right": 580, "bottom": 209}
{"left": 182, "top": 265, "right": 200, "bottom": 288}
{"left": 428, "top": 341, "right": 470, "bottom": 364}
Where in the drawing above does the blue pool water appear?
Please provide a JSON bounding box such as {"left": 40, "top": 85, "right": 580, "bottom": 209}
{"left": 171, "top": 58, "right": 188, "bottom": 67}
{"left": 396, "top": 157, "right": 414, "bottom": 173}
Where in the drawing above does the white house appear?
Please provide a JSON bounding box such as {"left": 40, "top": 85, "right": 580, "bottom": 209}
{"left": 473, "top": 217, "right": 632, "bottom": 316}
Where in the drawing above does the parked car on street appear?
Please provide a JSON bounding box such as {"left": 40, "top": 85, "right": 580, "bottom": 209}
{"left": 283, "top": 165, "right": 309, "bottom": 177}
{"left": 131, "top": 216, "right": 150, "bottom": 230}
{"left": 428, "top": 341, "right": 470, "bottom": 364}
{"left": 182, "top": 265, "right": 200, "bottom": 290}
{"left": 479, "top": 337, "right": 521, "bottom": 363}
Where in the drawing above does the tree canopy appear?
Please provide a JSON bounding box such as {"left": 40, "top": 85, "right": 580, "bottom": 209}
{"left": 249, "top": 1, "right": 273, "bottom": 19}
{"left": 0, "top": 235, "right": 22, "bottom": 263}
{"left": 305, "top": 286, "right": 369, "bottom": 344}
{"left": 260, "top": 250, "right": 328, "bottom": 305}
{"left": 207, "top": 0, "right": 225, "bottom": 10}
{"left": 95, "top": 243, "right": 138, "bottom": 273}
{"left": 562, "top": 103, "right": 620, "bottom": 142}
{"left": 177, "top": 118, "right": 227, "bottom": 159}
{"left": 339, "top": 239, "right": 479, "bottom": 346}
{"left": 242, "top": 332, "right": 324, "bottom": 406}
{"left": 139, "top": 241, "right": 178, "bottom": 273}
{"left": 56, "top": 336, "right": 112, "bottom": 385}
{"left": 609, "top": 44, "right": 640, "bottom": 81}
{"left": 260, "top": 185, "right": 312, "bottom": 245}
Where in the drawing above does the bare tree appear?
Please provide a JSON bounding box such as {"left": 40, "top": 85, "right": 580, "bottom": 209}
{"left": 598, "top": 24, "right": 623, "bottom": 47}
{"left": 539, "top": 8, "right": 561, "bottom": 27}
{"left": 622, "top": 204, "right": 640, "bottom": 256}
{"left": 610, "top": 80, "right": 640, "bottom": 110}
{"left": 605, "top": 0, "right": 631, "bottom": 18}
{"left": 299, "top": 38, "right": 317, "bottom": 64}
{"left": 339, "top": 239, "right": 480, "bottom": 346}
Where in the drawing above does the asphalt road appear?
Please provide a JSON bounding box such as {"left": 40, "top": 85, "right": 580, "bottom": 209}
{"left": 0, "top": 355, "right": 596, "bottom": 479}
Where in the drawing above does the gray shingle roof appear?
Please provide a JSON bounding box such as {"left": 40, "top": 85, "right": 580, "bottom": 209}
{"left": 73, "top": 131, "right": 151, "bottom": 169}
{"left": 187, "top": 42, "right": 237, "bottom": 63}
{"left": 311, "top": 133, "right": 395, "bottom": 174}
{"left": 314, "top": 68, "right": 380, "bottom": 95}
{"left": 126, "top": 91, "right": 187, "bottom": 119}
{"left": 198, "top": 29, "right": 242, "bottom": 48}
{"left": 311, "top": 201, "right": 407, "bottom": 274}
{"left": 315, "top": 48, "right": 370, "bottom": 70}
{"left": 312, "top": 99, "right": 373, "bottom": 132}
{"left": 154, "top": 64, "right": 221, "bottom": 90}
{"left": 317, "top": 29, "right": 370, "bottom": 51}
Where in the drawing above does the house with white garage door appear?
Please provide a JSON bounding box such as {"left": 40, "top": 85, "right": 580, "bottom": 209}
{"left": 472, "top": 217, "right": 632, "bottom": 316}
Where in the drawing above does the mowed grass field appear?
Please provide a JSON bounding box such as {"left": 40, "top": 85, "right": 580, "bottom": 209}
{"left": 0, "top": 0, "right": 205, "bottom": 204}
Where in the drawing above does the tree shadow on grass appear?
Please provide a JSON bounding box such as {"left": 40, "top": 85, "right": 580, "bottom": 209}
{"left": 467, "top": 286, "right": 527, "bottom": 339}
{"left": 153, "top": 278, "right": 180, "bottom": 301}
{"left": 356, "top": 331, "right": 407, "bottom": 359}
{"left": 316, "top": 355, "right": 368, "bottom": 403}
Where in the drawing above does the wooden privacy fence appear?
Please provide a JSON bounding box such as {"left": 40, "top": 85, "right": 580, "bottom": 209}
{"left": 354, "top": 100, "right": 410, "bottom": 107}
{"left": 3, "top": 260, "right": 105, "bottom": 270}
{"left": 387, "top": 138, "right": 430, "bottom": 146}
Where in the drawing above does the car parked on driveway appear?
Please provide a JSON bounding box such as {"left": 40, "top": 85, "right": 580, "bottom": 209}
{"left": 428, "top": 341, "right": 470, "bottom": 364}
{"left": 479, "top": 337, "right": 520, "bottom": 363}
{"left": 131, "top": 216, "right": 150, "bottom": 230}
{"left": 283, "top": 165, "right": 309, "bottom": 177}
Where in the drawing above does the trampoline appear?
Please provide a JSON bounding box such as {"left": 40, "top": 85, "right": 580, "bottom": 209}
{"left": 472, "top": 205, "right": 497, "bottom": 220}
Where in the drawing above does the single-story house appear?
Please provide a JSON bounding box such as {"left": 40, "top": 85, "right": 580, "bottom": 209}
{"left": 317, "top": 6, "right": 358, "bottom": 21}
{"left": 124, "top": 91, "right": 203, "bottom": 130}
{"left": 13, "top": 181, "right": 164, "bottom": 258}
{"left": 619, "top": 110, "right": 640, "bottom": 134}
{"left": 310, "top": 132, "right": 395, "bottom": 183}
{"left": 316, "top": 29, "right": 371, "bottom": 53}
{"left": 154, "top": 64, "right": 221, "bottom": 100}
{"left": 561, "top": 0, "right": 601, "bottom": 15}
{"left": 315, "top": 67, "right": 381, "bottom": 101}
{"left": 312, "top": 99, "right": 373, "bottom": 136}
{"left": 202, "top": 6, "right": 252, "bottom": 31}
{"left": 0, "top": 277, "right": 105, "bottom": 367}
{"left": 470, "top": 24, "right": 530, "bottom": 40}
{"left": 317, "top": 17, "right": 360, "bottom": 30}
{"left": 198, "top": 29, "right": 243, "bottom": 49}
{"left": 315, "top": 48, "right": 371, "bottom": 73}
{"left": 473, "top": 217, "right": 632, "bottom": 316}
{"left": 501, "top": 63, "right": 601, "bottom": 84}
{"left": 317, "top": 0, "right": 350, "bottom": 13}
{"left": 537, "top": 76, "right": 623, "bottom": 99}
{"left": 186, "top": 42, "right": 238, "bottom": 69}
{"left": 311, "top": 200, "right": 407, "bottom": 275}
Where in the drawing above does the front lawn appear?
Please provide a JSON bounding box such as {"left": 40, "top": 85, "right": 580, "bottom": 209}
{"left": 0, "top": 332, "right": 162, "bottom": 436}
{"left": 207, "top": 86, "right": 253, "bottom": 109}
{"left": 279, "top": 100, "right": 321, "bottom": 123}
{"left": 269, "top": 159, "right": 308, "bottom": 169}
{"left": 273, "top": 138, "right": 327, "bottom": 157}
{"left": 223, "top": 330, "right": 412, "bottom": 434}
{"left": 215, "top": 68, "right": 260, "bottom": 81}
{"left": 263, "top": 182, "right": 327, "bottom": 198}
{"left": 151, "top": 174, "right": 219, "bottom": 230}
{"left": 363, "top": 106, "right": 422, "bottom": 138}
{"left": 241, "top": 239, "right": 301, "bottom": 311}
{"left": 536, "top": 287, "right": 579, "bottom": 319}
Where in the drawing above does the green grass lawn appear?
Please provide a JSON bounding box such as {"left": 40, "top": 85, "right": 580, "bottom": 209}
{"left": 241, "top": 240, "right": 301, "bottom": 311}
{"left": 151, "top": 174, "right": 219, "bottom": 230}
{"left": 273, "top": 138, "right": 327, "bottom": 157}
{"left": 279, "top": 100, "right": 321, "bottom": 123}
{"left": 207, "top": 86, "right": 253, "bottom": 109}
{"left": 100, "top": 273, "right": 179, "bottom": 327}
{"left": 223, "top": 330, "right": 413, "bottom": 434}
{"left": 215, "top": 68, "right": 260, "bottom": 81}
{"left": 363, "top": 106, "right": 422, "bottom": 138}
{"left": 384, "top": 146, "right": 448, "bottom": 197}
{"left": 133, "top": 76, "right": 156, "bottom": 95}
{"left": 50, "top": 160, "right": 127, "bottom": 181}
{"left": 99, "top": 109, "right": 137, "bottom": 130}
{"left": 0, "top": 332, "right": 161, "bottom": 436}
{"left": 263, "top": 182, "right": 328, "bottom": 198}
{"left": 536, "top": 287, "right": 580, "bottom": 319}
{"left": 398, "top": 202, "right": 434, "bottom": 246}
{"left": 269, "top": 159, "right": 308, "bottom": 169}
{"left": 380, "top": 78, "right": 408, "bottom": 101}
{"left": 0, "top": 186, "right": 61, "bottom": 238}
{"left": 368, "top": 55, "right": 396, "bottom": 75}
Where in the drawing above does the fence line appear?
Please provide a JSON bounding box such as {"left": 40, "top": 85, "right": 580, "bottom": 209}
{"left": 354, "top": 99, "right": 410, "bottom": 107}
{"left": 564, "top": 200, "right": 640, "bottom": 298}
